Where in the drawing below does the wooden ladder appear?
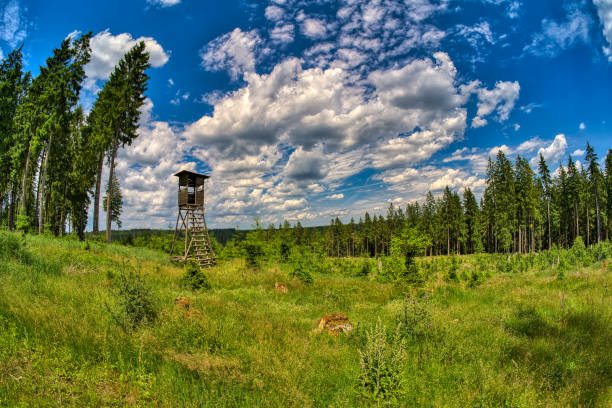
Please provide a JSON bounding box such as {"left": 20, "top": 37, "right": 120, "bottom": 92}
{"left": 189, "top": 208, "right": 216, "bottom": 267}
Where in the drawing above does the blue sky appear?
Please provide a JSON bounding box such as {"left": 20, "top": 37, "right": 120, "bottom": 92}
{"left": 2, "top": 0, "right": 612, "bottom": 229}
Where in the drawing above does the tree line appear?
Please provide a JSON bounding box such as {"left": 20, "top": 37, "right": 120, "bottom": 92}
{"left": 231, "top": 146, "right": 612, "bottom": 258}
{"left": 0, "top": 35, "right": 150, "bottom": 241}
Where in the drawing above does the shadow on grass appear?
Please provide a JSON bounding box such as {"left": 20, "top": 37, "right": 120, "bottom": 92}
{"left": 502, "top": 305, "right": 612, "bottom": 406}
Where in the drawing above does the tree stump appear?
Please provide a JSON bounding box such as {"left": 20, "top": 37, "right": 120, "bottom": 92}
{"left": 274, "top": 282, "right": 288, "bottom": 293}
{"left": 314, "top": 313, "right": 353, "bottom": 335}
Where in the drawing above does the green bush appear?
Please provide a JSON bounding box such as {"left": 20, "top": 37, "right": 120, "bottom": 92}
{"left": 377, "top": 256, "right": 406, "bottom": 282}
{"left": 279, "top": 242, "right": 291, "bottom": 263}
{"left": 243, "top": 241, "right": 264, "bottom": 269}
{"left": 467, "top": 270, "right": 486, "bottom": 287}
{"left": 385, "top": 225, "right": 430, "bottom": 285}
{"left": 396, "top": 296, "right": 433, "bottom": 342}
{"left": 218, "top": 240, "right": 242, "bottom": 260}
{"left": 290, "top": 250, "right": 314, "bottom": 284}
{"left": 15, "top": 214, "right": 31, "bottom": 232}
{"left": 181, "top": 261, "right": 211, "bottom": 291}
{"left": 445, "top": 255, "right": 460, "bottom": 282}
{"left": 378, "top": 255, "right": 426, "bottom": 284}
{"left": 358, "top": 319, "right": 406, "bottom": 403}
{"left": 357, "top": 258, "right": 374, "bottom": 277}
{"left": 108, "top": 265, "right": 158, "bottom": 329}
{"left": 0, "top": 231, "right": 30, "bottom": 263}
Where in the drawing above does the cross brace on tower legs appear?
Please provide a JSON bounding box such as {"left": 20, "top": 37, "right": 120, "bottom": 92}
{"left": 169, "top": 205, "right": 216, "bottom": 268}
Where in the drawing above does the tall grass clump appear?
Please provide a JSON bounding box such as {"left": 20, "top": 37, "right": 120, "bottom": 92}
{"left": 107, "top": 264, "right": 158, "bottom": 329}
{"left": 0, "top": 231, "right": 31, "bottom": 263}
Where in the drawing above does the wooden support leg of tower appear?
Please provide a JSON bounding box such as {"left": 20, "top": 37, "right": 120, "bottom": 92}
{"left": 170, "top": 205, "right": 216, "bottom": 268}
{"left": 184, "top": 209, "right": 189, "bottom": 263}
{"left": 169, "top": 211, "right": 181, "bottom": 257}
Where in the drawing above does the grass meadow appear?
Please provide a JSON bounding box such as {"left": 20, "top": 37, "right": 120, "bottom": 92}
{"left": 1, "top": 232, "right": 611, "bottom": 407}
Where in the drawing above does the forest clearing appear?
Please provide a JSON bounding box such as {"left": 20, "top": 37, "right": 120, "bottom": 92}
{"left": 1, "top": 231, "right": 611, "bottom": 407}
{"left": 3, "top": 1, "right": 612, "bottom": 407}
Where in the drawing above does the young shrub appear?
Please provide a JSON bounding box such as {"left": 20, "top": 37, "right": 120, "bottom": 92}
{"left": 290, "top": 250, "right": 314, "bottom": 284}
{"left": 357, "top": 258, "right": 373, "bottom": 277}
{"left": 358, "top": 319, "right": 406, "bottom": 403}
{"left": 108, "top": 265, "right": 158, "bottom": 329}
{"left": 181, "top": 261, "right": 211, "bottom": 291}
{"left": 444, "top": 255, "right": 460, "bottom": 282}
{"left": 467, "top": 270, "right": 485, "bottom": 288}
{"left": 0, "top": 231, "right": 30, "bottom": 263}
{"left": 218, "top": 240, "right": 241, "bottom": 260}
{"left": 388, "top": 225, "right": 431, "bottom": 285}
{"left": 377, "top": 256, "right": 407, "bottom": 282}
{"left": 556, "top": 258, "right": 568, "bottom": 280}
{"left": 279, "top": 242, "right": 291, "bottom": 263}
{"left": 15, "top": 213, "right": 31, "bottom": 232}
{"left": 243, "top": 240, "right": 264, "bottom": 269}
{"left": 396, "top": 296, "right": 433, "bottom": 342}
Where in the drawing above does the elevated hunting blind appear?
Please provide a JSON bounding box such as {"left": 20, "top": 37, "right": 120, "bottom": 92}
{"left": 169, "top": 170, "right": 216, "bottom": 267}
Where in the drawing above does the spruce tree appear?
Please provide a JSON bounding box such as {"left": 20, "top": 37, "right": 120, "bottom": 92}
{"left": 605, "top": 149, "right": 612, "bottom": 240}
{"left": 0, "top": 46, "right": 28, "bottom": 229}
{"left": 566, "top": 156, "right": 581, "bottom": 242}
{"left": 538, "top": 154, "right": 552, "bottom": 249}
{"left": 463, "top": 188, "right": 481, "bottom": 254}
{"left": 88, "top": 42, "right": 150, "bottom": 242}
{"left": 585, "top": 142, "right": 604, "bottom": 243}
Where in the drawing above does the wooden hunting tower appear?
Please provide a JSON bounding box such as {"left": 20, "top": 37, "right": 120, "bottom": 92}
{"left": 169, "top": 170, "right": 216, "bottom": 267}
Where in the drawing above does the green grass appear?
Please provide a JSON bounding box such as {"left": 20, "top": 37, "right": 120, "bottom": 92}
{"left": 1, "top": 233, "right": 611, "bottom": 407}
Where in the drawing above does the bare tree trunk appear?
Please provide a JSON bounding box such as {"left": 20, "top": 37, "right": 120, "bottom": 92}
{"left": 547, "top": 200, "right": 551, "bottom": 250}
{"left": 18, "top": 143, "right": 31, "bottom": 213}
{"left": 8, "top": 188, "right": 16, "bottom": 230}
{"left": 595, "top": 194, "right": 601, "bottom": 243}
{"left": 93, "top": 152, "right": 104, "bottom": 234}
{"left": 539, "top": 222, "right": 543, "bottom": 252}
{"left": 35, "top": 165, "right": 42, "bottom": 229}
{"left": 106, "top": 143, "right": 118, "bottom": 243}
{"left": 38, "top": 146, "right": 50, "bottom": 234}
{"left": 586, "top": 200, "right": 590, "bottom": 245}
{"left": 60, "top": 184, "right": 67, "bottom": 236}
{"left": 575, "top": 204, "right": 579, "bottom": 240}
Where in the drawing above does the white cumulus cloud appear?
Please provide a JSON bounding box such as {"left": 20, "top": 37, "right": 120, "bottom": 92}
{"left": 0, "top": 0, "right": 27, "bottom": 47}
{"left": 147, "top": 0, "right": 181, "bottom": 6}
{"left": 594, "top": 0, "right": 612, "bottom": 61}
{"left": 84, "top": 30, "right": 170, "bottom": 91}
{"left": 327, "top": 193, "right": 344, "bottom": 200}
{"left": 524, "top": 6, "right": 591, "bottom": 57}
{"left": 530, "top": 134, "right": 567, "bottom": 166}
{"left": 201, "top": 28, "right": 261, "bottom": 80}
{"left": 472, "top": 81, "right": 520, "bottom": 127}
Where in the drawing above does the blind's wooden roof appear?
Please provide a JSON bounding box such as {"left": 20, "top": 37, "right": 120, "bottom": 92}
{"left": 173, "top": 170, "right": 210, "bottom": 179}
